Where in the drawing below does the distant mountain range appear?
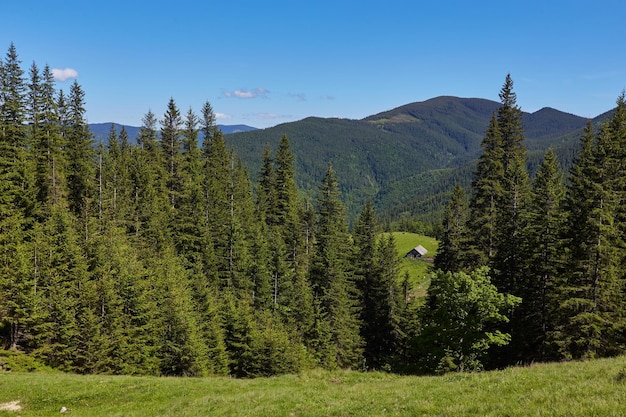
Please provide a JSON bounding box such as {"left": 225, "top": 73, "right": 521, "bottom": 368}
{"left": 88, "top": 123, "right": 257, "bottom": 143}
{"left": 90, "top": 96, "right": 613, "bottom": 224}
{"left": 225, "top": 96, "right": 612, "bottom": 223}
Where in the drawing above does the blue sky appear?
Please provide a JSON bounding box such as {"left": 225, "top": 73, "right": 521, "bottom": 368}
{"left": 2, "top": 0, "right": 624, "bottom": 128}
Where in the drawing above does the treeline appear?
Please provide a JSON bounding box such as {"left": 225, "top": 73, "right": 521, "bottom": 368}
{"left": 0, "top": 43, "right": 430, "bottom": 376}
{"left": 435, "top": 74, "right": 626, "bottom": 368}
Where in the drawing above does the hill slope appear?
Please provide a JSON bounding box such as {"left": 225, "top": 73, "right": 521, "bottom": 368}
{"left": 88, "top": 123, "right": 257, "bottom": 143}
{"left": 226, "top": 96, "right": 593, "bottom": 222}
{"left": 89, "top": 96, "right": 609, "bottom": 224}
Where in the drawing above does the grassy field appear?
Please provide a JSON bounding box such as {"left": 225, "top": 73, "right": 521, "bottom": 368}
{"left": 384, "top": 232, "right": 438, "bottom": 297}
{"left": 1, "top": 356, "right": 625, "bottom": 416}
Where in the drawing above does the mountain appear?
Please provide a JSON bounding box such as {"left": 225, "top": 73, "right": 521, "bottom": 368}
{"left": 225, "top": 96, "right": 595, "bottom": 223}
{"left": 219, "top": 124, "right": 258, "bottom": 134}
{"left": 88, "top": 123, "right": 257, "bottom": 143}
{"left": 89, "top": 96, "right": 609, "bottom": 226}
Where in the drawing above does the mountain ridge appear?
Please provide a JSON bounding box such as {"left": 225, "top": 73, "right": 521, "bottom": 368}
{"left": 88, "top": 123, "right": 257, "bottom": 143}
{"left": 89, "top": 95, "right": 613, "bottom": 224}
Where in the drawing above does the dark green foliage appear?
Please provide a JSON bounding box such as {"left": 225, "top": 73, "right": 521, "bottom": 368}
{"left": 434, "top": 184, "right": 471, "bottom": 272}
{"left": 160, "top": 98, "right": 183, "bottom": 209}
{"left": 468, "top": 115, "right": 504, "bottom": 266}
{"left": 310, "top": 164, "right": 363, "bottom": 368}
{"left": 30, "top": 206, "right": 87, "bottom": 371}
{"left": 353, "top": 202, "right": 405, "bottom": 370}
{"left": 491, "top": 74, "right": 531, "bottom": 297}
{"left": 523, "top": 148, "right": 567, "bottom": 360}
{"left": 65, "top": 81, "right": 95, "bottom": 230}
{"left": 554, "top": 97, "right": 626, "bottom": 360}
{"left": 417, "top": 267, "right": 521, "bottom": 373}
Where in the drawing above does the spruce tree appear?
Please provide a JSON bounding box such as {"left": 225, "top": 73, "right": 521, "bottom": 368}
{"left": 31, "top": 205, "right": 87, "bottom": 371}
{"left": 257, "top": 143, "right": 276, "bottom": 226}
{"left": 131, "top": 110, "right": 171, "bottom": 249}
{"left": 0, "top": 43, "right": 32, "bottom": 350}
{"left": 87, "top": 227, "right": 160, "bottom": 375}
{"left": 150, "top": 247, "right": 210, "bottom": 376}
{"left": 491, "top": 74, "right": 531, "bottom": 296}
{"left": 31, "top": 65, "right": 65, "bottom": 211}
{"left": 65, "top": 80, "right": 95, "bottom": 238}
{"left": 556, "top": 97, "right": 626, "bottom": 359}
{"left": 310, "top": 164, "right": 363, "bottom": 368}
{"left": 523, "top": 148, "right": 566, "bottom": 360}
{"left": 468, "top": 114, "right": 504, "bottom": 267}
{"left": 435, "top": 184, "right": 471, "bottom": 273}
{"left": 160, "top": 98, "right": 183, "bottom": 210}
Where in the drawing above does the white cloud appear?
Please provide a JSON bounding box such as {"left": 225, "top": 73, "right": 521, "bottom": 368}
{"left": 223, "top": 88, "right": 270, "bottom": 99}
{"left": 215, "top": 112, "right": 232, "bottom": 120}
{"left": 52, "top": 68, "right": 78, "bottom": 82}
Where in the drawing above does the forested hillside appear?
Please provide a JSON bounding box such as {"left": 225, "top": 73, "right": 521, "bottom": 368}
{"left": 225, "top": 96, "right": 598, "bottom": 225}
{"left": 87, "top": 97, "right": 610, "bottom": 228}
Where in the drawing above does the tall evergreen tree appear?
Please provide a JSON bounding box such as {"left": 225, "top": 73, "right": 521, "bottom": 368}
{"left": 65, "top": 80, "right": 95, "bottom": 238}
{"left": 257, "top": 143, "right": 276, "bottom": 226}
{"left": 0, "top": 43, "right": 32, "bottom": 350}
{"left": 160, "top": 98, "right": 183, "bottom": 210}
{"left": 522, "top": 148, "right": 567, "bottom": 360}
{"left": 31, "top": 205, "right": 88, "bottom": 371}
{"left": 87, "top": 227, "right": 160, "bottom": 375}
{"left": 556, "top": 97, "right": 626, "bottom": 359}
{"left": 491, "top": 74, "right": 531, "bottom": 296}
{"left": 150, "top": 247, "right": 210, "bottom": 376}
{"left": 31, "top": 65, "right": 65, "bottom": 212}
{"left": 131, "top": 110, "right": 171, "bottom": 249}
{"left": 435, "top": 184, "right": 471, "bottom": 273}
{"left": 468, "top": 114, "right": 504, "bottom": 267}
{"left": 310, "top": 164, "right": 363, "bottom": 368}
{"left": 353, "top": 203, "right": 404, "bottom": 369}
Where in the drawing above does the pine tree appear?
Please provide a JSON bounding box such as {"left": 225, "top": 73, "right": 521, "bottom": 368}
{"left": 160, "top": 98, "right": 183, "bottom": 210}
{"left": 0, "top": 43, "right": 32, "bottom": 351}
{"left": 434, "top": 184, "right": 471, "bottom": 273}
{"left": 310, "top": 164, "right": 363, "bottom": 368}
{"left": 65, "top": 80, "right": 95, "bottom": 238}
{"left": 201, "top": 114, "right": 232, "bottom": 286}
{"left": 175, "top": 107, "right": 217, "bottom": 276}
{"left": 31, "top": 65, "right": 65, "bottom": 212}
{"left": 31, "top": 205, "right": 87, "bottom": 371}
{"left": 491, "top": 74, "right": 531, "bottom": 296}
{"left": 131, "top": 110, "right": 171, "bottom": 249}
{"left": 522, "top": 148, "right": 567, "bottom": 360}
{"left": 87, "top": 227, "right": 160, "bottom": 375}
{"left": 221, "top": 288, "right": 256, "bottom": 377}
{"left": 353, "top": 201, "right": 388, "bottom": 368}
{"left": 257, "top": 143, "right": 276, "bottom": 226}
{"left": 150, "top": 247, "right": 210, "bottom": 376}
{"left": 556, "top": 97, "right": 626, "bottom": 359}
{"left": 468, "top": 114, "right": 504, "bottom": 267}
{"left": 364, "top": 230, "right": 405, "bottom": 370}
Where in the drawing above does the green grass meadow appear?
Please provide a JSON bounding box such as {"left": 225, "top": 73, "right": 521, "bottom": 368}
{"left": 1, "top": 356, "right": 625, "bottom": 416}
{"left": 385, "top": 232, "right": 438, "bottom": 297}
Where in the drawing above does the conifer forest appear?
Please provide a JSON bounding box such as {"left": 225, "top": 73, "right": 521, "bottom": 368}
{"left": 1, "top": 43, "right": 625, "bottom": 377}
